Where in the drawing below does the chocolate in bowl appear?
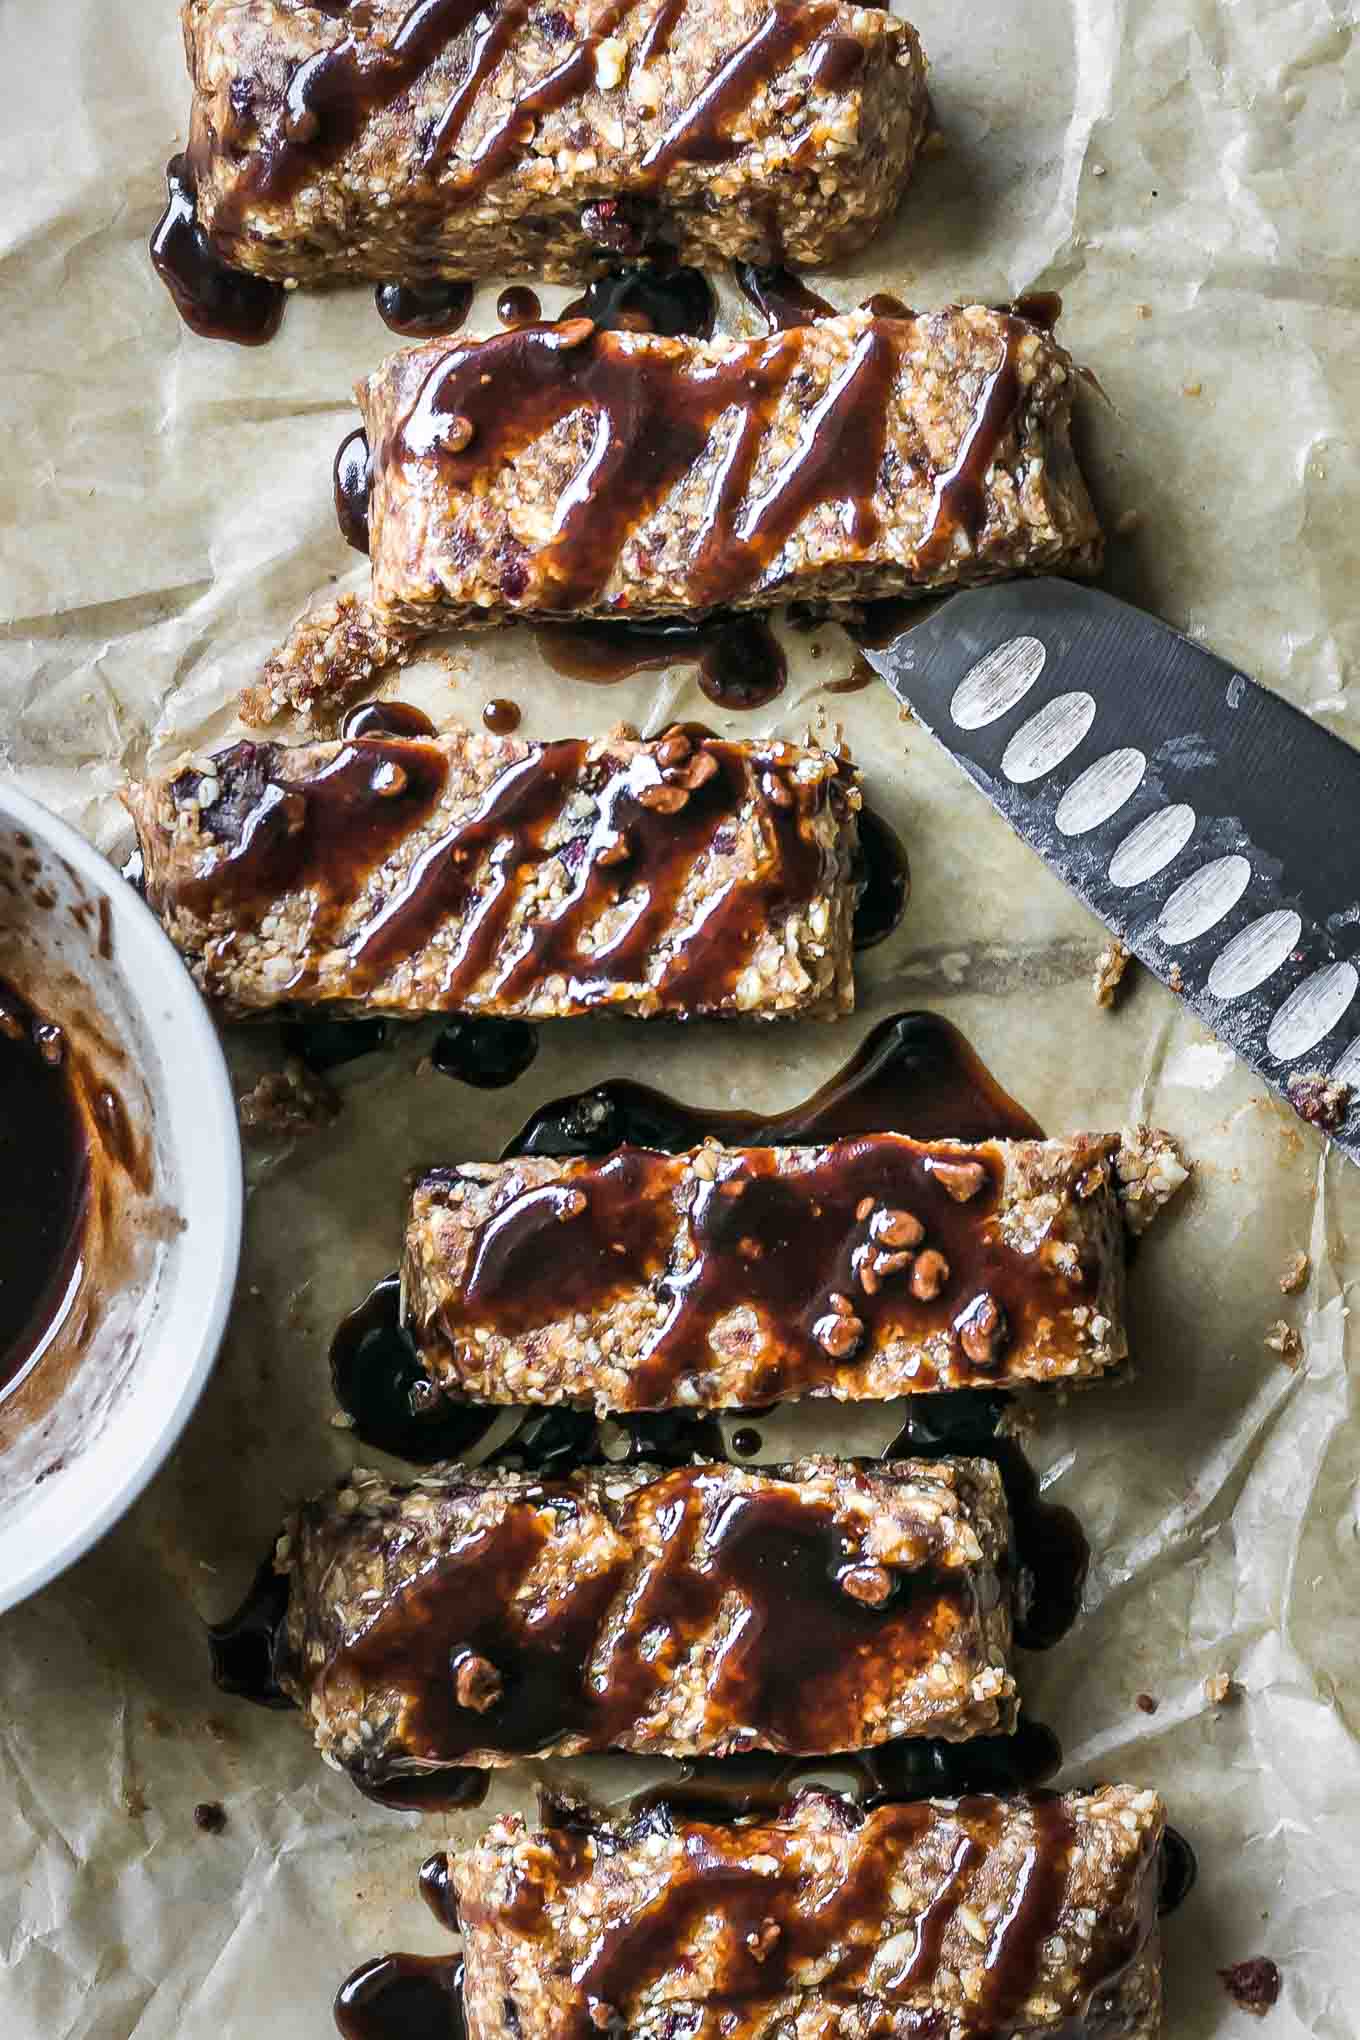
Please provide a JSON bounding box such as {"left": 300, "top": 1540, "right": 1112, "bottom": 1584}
{"left": 0, "top": 786, "right": 240, "bottom": 1610}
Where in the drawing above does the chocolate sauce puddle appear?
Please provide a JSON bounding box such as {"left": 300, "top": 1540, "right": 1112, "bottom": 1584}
{"left": 334, "top": 1953, "right": 465, "bottom": 2040}
{"left": 335, "top": 428, "right": 372, "bottom": 554}
{"left": 534, "top": 614, "right": 785, "bottom": 707}
{"left": 206, "top": 1558, "right": 295, "bottom": 1711}
{"left": 852, "top": 806, "right": 909, "bottom": 949}
{"left": 561, "top": 262, "right": 715, "bottom": 337}
{"left": 733, "top": 261, "right": 836, "bottom": 330}
{"left": 431, "top": 1015, "right": 539, "bottom": 1088}
{"left": 0, "top": 979, "right": 91, "bottom": 1402}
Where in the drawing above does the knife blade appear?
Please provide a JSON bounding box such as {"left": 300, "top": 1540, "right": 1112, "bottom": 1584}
{"left": 864, "top": 577, "right": 1360, "bottom": 1165}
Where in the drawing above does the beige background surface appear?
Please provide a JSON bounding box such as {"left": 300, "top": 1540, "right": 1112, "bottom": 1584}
{"left": 1, "top": 0, "right": 1358, "bottom": 2033}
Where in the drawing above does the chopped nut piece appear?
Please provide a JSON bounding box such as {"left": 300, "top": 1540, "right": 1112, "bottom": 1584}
{"left": 839, "top": 1563, "right": 894, "bottom": 1606}
{"left": 636, "top": 781, "right": 691, "bottom": 814}
{"left": 813, "top": 1309, "right": 865, "bottom": 1359}
{"left": 454, "top": 1653, "right": 505, "bottom": 1714}
{"left": 955, "top": 1292, "right": 1008, "bottom": 1368}
{"left": 1093, "top": 937, "right": 1132, "bottom": 1009}
{"left": 910, "top": 1249, "right": 950, "bottom": 1301}
{"left": 1135, "top": 1692, "right": 1158, "bottom": 1715}
{"left": 1278, "top": 1250, "right": 1310, "bottom": 1295}
{"left": 1264, "top": 1320, "right": 1303, "bottom": 1367}
{"left": 1204, "top": 1671, "right": 1237, "bottom": 1706}
{"left": 1219, "top": 1957, "right": 1280, "bottom": 2016}
{"left": 745, "top": 1920, "right": 781, "bottom": 1962}
{"left": 928, "top": 1159, "right": 988, "bottom": 1202}
{"left": 872, "top": 1207, "right": 926, "bottom": 1248}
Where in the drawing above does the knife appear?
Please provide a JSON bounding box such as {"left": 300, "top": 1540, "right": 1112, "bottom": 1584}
{"left": 864, "top": 578, "right": 1360, "bottom": 1165}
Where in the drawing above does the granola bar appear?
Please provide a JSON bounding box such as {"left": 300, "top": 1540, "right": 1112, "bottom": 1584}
{"left": 121, "top": 722, "right": 859, "bottom": 1020}
{"left": 176, "top": 0, "right": 928, "bottom": 285}
{"left": 357, "top": 304, "right": 1102, "bottom": 631}
{"left": 402, "top": 1132, "right": 1129, "bottom": 1413}
{"left": 451, "top": 1784, "right": 1167, "bottom": 2040}
{"left": 275, "top": 1457, "right": 1017, "bottom": 1786}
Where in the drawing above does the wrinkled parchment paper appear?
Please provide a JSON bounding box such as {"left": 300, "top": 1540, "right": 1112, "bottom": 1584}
{"left": 2, "top": 1, "right": 1359, "bottom": 2033}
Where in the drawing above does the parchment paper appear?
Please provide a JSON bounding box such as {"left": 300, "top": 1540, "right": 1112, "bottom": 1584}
{"left": 2, "top": 1, "right": 1358, "bottom": 2033}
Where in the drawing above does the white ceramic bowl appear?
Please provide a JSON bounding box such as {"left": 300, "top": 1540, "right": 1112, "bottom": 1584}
{"left": 0, "top": 782, "right": 242, "bottom": 1615}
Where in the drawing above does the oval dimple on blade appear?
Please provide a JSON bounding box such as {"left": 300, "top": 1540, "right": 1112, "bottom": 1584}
{"left": 1267, "top": 961, "right": 1360, "bottom": 1061}
{"left": 1157, "top": 855, "right": 1252, "bottom": 946}
{"left": 949, "top": 636, "right": 1047, "bottom": 730}
{"left": 1054, "top": 748, "right": 1147, "bottom": 837}
{"left": 1207, "top": 910, "right": 1303, "bottom": 1001}
{"left": 1001, "top": 691, "right": 1097, "bottom": 785}
{"left": 1108, "top": 803, "right": 1197, "bottom": 889}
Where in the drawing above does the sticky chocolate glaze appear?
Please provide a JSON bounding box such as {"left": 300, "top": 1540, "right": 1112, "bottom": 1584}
{"left": 149, "top": 156, "right": 285, "bottom": 346}
{"left": 280, "top": 1015, "right": 391, "bottom": 1074}
{"left": 334, "top": 427, "right": 373, "bottom": 555}
{"left": 431, "top": 1015, "right": 539, "bottom": 1089}
{"left": 391, "top": 314, "right": 899, "bottom": 612}
{"left": 171, "top": 733, "right": 842, "bottom": 1014}
{"left": 851, "top": 805, "right": 910, "bottom": 948}
{"left": 334, "top": 1953, "right": 465, "bottom": 2040}
{"left": 560, "top": 262, "right": 715, "bottom": 338}
{"left": 206, "top": 1557, "right": 295, "bottom": 1711}
{"left": 322, "top": 1463, "right": 996, "bottom": 1763}
{"left": 376, "top": 279, "right": 474, "bottom": 338}
{"left": 0, "top": 979, "right": 90, "bottom": 1400}
{"left": 341, "top": 701, "right": 438, "bottom": 741}
{"left": 534, "top": 613, "right": 784, "bottom": 707}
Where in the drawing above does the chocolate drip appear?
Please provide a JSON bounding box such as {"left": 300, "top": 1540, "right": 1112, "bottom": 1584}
{"left": 320, "top": 1464, "right": 985, "bottom": 1763}
{"left": 150, "top": 156, "right": 285, "bottom": 346}
{"left": 329, "top": 1271, "right": 502, "bottom": 1464}
{"left": 356, "top": 1768, "right": 489, "bottom": 1814}
{"left": 733, "top": 261, "right": 836, "bottom": 330}
{"left": 481, "top": 697, "right": 522, "bottom": 733}
{"left": 496, "top": 286, "right": 541, "bottom": 328}
{"left": 851, "top": 805, "right": 910, "bottom": 949}
{"left": 375, "top": 279, "right": 474, "bottom": 337}
{"left": 333, "top": 1953, "right": 464, "bottom": 2040}
{"left": 419, "top": 1852, "right": 461, "bottom": 1932}
{"left": 636, "top": 0, "right": 688, "bottom": 65}
{"left": 334, "top": 428, "right": 372, "bottom": 554}
{"left": 280, "top": 1015, "right": 390, "bottom": 1073}
{"left": 1158, "top": 1826, "right": 1197, "bottom": 1914}
{"left": 391, "top": 313, "right": 899, "bottom": 612}
{"left": 861, "top": 290, "right": 913, "bottom": 318}
{"left": 560, "top": 262, "right": 715, "bottom": 337}
{"left": 207, "top": 1558, "right": 295, "bottom": 1710}
{"left": 170, "top": 732, "right": 837, "bottom": 1012}
{"left": 0, "top": 979, "right": 90, "bottom": 1401}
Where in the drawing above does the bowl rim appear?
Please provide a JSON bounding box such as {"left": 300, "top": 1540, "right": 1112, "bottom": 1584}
{"left": 0, "top": 781, "right": 244, "bottom": 1616}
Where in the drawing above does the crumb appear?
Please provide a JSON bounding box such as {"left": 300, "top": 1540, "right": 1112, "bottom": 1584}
{"left": 1286, "top": 1069, "right": 1352, "bottom": 1132}
{"left": 1204, "top": 1671, "right": 1236, "bottom": 1705}
{"left": 240, "top": 591, "right": 422, "bottom": 731}
{"left": 1093, "top": 938, "right": 1133, "bottom": 1009}
{"left": 124, "top": 1785, "right": 148, "bottom": 1819}
{"left": 1183, "top": 381, "right": 1202, "bottom": 397}
{"left": 1278, "top": 1250, "right": 1310, "bottom": 1295}
{"left": 1167, "top": 963, "right": 1184, "bottom": 993}
{"left": 1114, "top": 508, "right": 1141, "bottom": 537}
{"left": 331, "top": 1407, "right": 357, "bottom": 1429}
{"left": 238, "top": 1059, "right": 341, "bottom": 1139}
{"left": 1115, "top": 1126, "right": 1192, "bottom": 1235}
{"left": 1135, "top": 303, "right": 1151, "bottom": 319}
{"left": 1218, "top": 1957, "right": 1280, "bottom": 2016}
{"left": 1135, "top": 1693, "right": 1159, "bottom": 1715}
{"left": 1264, "top": 1320, "right": 1303, "bottom": 1367}
{"left": 194, "top": 1801, "right": 228, "bottom": 1834}
{"left": 1091, "top": 162, "right": 1106, "bottom": 177}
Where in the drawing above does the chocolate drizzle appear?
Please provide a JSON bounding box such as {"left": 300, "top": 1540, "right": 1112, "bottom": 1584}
{"left": 317, "top": 1463, "right": 996, "bottom": 1764}
{"left": 149, "top": 156, "right": 285, "bottom": 347}
{"left": 390, "top": 314, "right": 898, "bottom": 612}
{"left": 0, "top": 979, "right": 90, "bottom": 1401}
{"left": 334, "top": 428, "right": 373, "bottom": 554}
{"left": 851, "top": 805, "right": 910, "bottom": 949}
{"left": 171, "top": 731, "right": 841, "bottom": 1013}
